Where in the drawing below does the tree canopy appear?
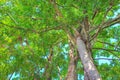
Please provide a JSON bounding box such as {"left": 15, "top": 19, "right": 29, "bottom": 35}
{"left": 0, "top": 0, "right": 120, "bottom": 80}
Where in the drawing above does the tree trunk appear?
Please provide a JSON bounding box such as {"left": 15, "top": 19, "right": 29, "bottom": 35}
{"left": 66, "top": 41, "right": 77, "bottom": 80}
{"left": 84, "top": 70, "right": 89, "bottom": 80}
{"left": 75, "top": 31, "right": 102, "bottom": 80}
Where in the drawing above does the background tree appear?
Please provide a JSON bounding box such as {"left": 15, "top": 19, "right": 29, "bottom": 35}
{"left": 0, "top": 0, "right": 120, "bottom": 80}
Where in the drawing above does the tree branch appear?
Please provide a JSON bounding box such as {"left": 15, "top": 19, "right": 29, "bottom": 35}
{"left": 7, "top": 12, "right": 18, "bottom": 25}
{"left": 57, "top": 66, "right": 62, "bottom": 80}
{"left": 104, "top": 1, "right": 113, "bottom": 20}
{"left": 93, "top": 47, "right": 120, "bottom": 52}
{"left": 115, "top": 41, "right": 120, "bottom": 50}
{"left": 8, "top": 72, "right": 14, "bottom": 80}
{"left": 49, "top": 0, "right": 63, "bottom": 18}
{"left": 97, "top": 40, "right": 120, "bottom": 50}
{"left": 93, "top": 47, "right": 120, "bottom": 59}
{"left": 92, "top": 9, "right": 99, "bottom": 20}
{"left": 94, "top": 58, "right": 120, "bottom": 61}
{"left": 90, "top": 0, "right": 119, "bottom": 41}
{"left": 0, "top": 22, "right": 61, "bottom": 34}
{"left": 90, "top": 15, "right": 120, "bottom": 41}
{"left": 90, "top": 26, "right": 101, "bottom": 41}
{"left": 102, "top": 15, "right": 120, "bottom": 29}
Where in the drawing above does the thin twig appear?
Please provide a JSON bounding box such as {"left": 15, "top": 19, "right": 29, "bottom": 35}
{"left": 7, "top": 12, "right": 18, "bottom": 25}
{"left": 8, "top": 72, "right": 14, "bottom": 80}
{"left": 93, "top": 47, "right": 120, "bottom": 59}
{"left": 102, "top": 15, "right": 120, "bottom": 29}
{"left": 93, "top": 48, "right": 120, "bottom": 52}
{"left": 92, "top": 9, "right": 99, "bottom": 20}
{"left": 115, "top": 41, "right": 120, "bottom": 50}
{"left": 57, "top": 66, "right": 62, "bottom": 80}
{"left": 97, "top": 40, "right": 115, "bottom": 47}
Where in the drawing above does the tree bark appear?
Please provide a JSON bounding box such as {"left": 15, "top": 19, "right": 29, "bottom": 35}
{"left": 66, "top": 41, "right": 77, "bottom": 80}
{"left": 75, "top": 30, "right": 102, "bottom": 80}
{"left": 84, "top": 70, "right": 89, "bottom": 80}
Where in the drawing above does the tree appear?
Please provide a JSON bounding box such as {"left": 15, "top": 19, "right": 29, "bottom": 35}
{"left": 0, "top": 0, "right": 120, "bottom": 80}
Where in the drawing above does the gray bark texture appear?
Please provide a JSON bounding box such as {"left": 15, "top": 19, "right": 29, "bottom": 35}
{"left": 76, "top": 35, "right": 102, "bottom": 80}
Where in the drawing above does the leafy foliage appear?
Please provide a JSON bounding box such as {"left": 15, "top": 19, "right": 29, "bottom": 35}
{"left": 0, "top": 0, "right": 120, "bottom": 80}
